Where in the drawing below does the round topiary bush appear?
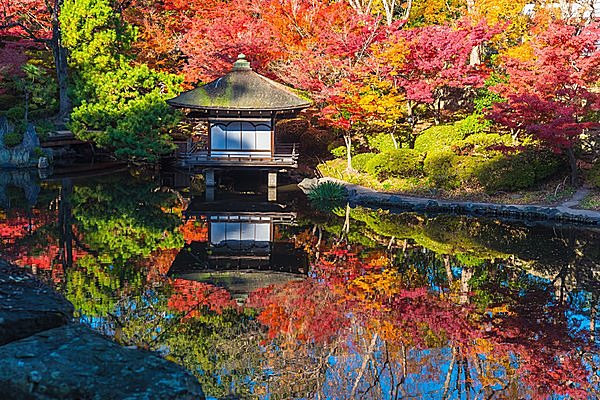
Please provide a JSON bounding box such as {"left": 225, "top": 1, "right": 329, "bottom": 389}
{"left": 352, "top": 152, "right": 376, "bottom": 172}
{"left": 414, "top": 125, "right": 466, "bottom": 153}
{"left": 424, "top": 149, "right": 460, "bottom": 189}
{"left": 474, "top": 154, "right": 536, "bottom": 192}
{"left": 365, "top": 149, "right": 424, "bottom": 180}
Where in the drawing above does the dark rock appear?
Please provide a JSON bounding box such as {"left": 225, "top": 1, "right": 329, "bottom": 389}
{"left": 297, "top": 178, "right": 318, "bottom": 194}
{"left": 19, "top": 124, "right": 40, "bottom": 153}
{"left": 0, "top": 324, "right": 205, "bottom": 400}
{"left": 0, "top": 170, "right": 40, "bottom": 207}
{"left": 0, "top": 261, "right": 73, "bottom": 346}
{"left": 0, "top": 115, "right": 8, "bottom": 148}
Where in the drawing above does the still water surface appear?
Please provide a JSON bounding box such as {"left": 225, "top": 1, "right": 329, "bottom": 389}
{"left": 1, "top": 169, "right": 600, "bottom": 399}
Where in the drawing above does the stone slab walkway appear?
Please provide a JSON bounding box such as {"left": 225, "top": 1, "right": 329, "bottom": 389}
{"left": 308, "top": 178, "right": 600, "bottom": 225}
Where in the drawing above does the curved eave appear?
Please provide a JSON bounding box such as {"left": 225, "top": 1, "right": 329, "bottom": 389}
{"left": 165, "top": 100, "right": 311, "bottom": 113}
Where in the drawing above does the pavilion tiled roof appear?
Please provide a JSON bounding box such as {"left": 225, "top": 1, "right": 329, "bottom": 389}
{"left": 167, "top": 55, "right": 311, "bottom": 112}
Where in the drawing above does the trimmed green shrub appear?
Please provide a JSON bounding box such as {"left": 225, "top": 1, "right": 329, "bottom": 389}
{"left": 455, "top": 156, "right": 485, "bottom": 186}
{"left": 475, "top": 154, "right": 536, "bottom": 192}
{"left": 3, "top": 131, "right": 23, "bottom": 147}
{"left": 528, "top": 150, "right": 564, "bottom": 181}
{"left": 33, "top": 147, "right": 45, "bottom": 158}
{"left": 455, "top": 114, "right": 491, "bottom": 136}
{"left": 5, "top": 106, "right": 25, "bottom": 122}
{"left": 367, "top": 132, "right": 396, "bottom": 153}
{"left": 307, "top": 181, "right": 348, "bottom": 212}
{"left": 588, "top": 162, "right": 600, "bottom": 188}
{"left": 365, "top": 149, "right": 424, "bottom": 180}
{"left": 330, "top": 145, "right": 347, "bottom": 158}
{"left": 460, "top": 133, "right": 511, "bottom": 148}
{"left": 352, "top": 152, "right": 376, "bottom": 172}
{"left": 414, "top": 125, "right": 466, "bottom": 153}
{"left": 455, "top": 253, "right": 486, "bottom": 268}
{"left": 451, "top": 133, "right": 512, "bottom": 156}
{"left": 424, "top": 149, "right": 460, "bottom": 189}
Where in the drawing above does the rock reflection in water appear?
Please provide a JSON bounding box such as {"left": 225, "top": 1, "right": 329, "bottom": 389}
{"left": 0, "top": 170, "right": 599, "bottom": 399}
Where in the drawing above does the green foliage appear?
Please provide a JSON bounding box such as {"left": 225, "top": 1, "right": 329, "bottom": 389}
{"left": 0, "top": 94, "right": 17, "bottom": 110}
{"left": 15, "top": 63, "right": 58, "bottom": 117}
{"left": 330, "top": 145, "right": 347, "bottom": 158}
{"left": 424, "top": 149, "right": 460, "bottom": 189}
{"left": 414, "top": 124, "right": 466, "bottom": 153}
{"left": 69, "top": 65, "right": 183, "bottom": 161}
{"left": 307, "top": 181, "right": 348, "bottom": 212}
{"left": 72, "top": 177, "right": 183, "bottom": 264}
{"left": 33, "top": 147, "right": 45, "bottom": 158}
{"left": 474, "top": 154, "right": 536, "bottom": 192}
{"left": 62, "top": 0, "right": 183, "bottom": 162}
{"left": 60, "top": 0, "right": 136, "bottom": 74}
{"left": 474, "top": 73, "right": 507, "bottom": 113}
{"left": 450, "top": 133, "right": 512, "bottom": 157}
{"left": 5, "top": 106, "right": 25, "bottom": 122}
{"left": 528, "top": 150, "right": 565, "bottom": 181}
{"left": 424, "top": 146, "right": 562, "bottom": 192}
{"left": 365, "top": 149, "right": 424, "bottom": 180}
{"left": 352, "top": 152, "right": 376, "bottom": 172}
{"left": 3, "top": 131, "right": 23, "bottom": 147}
{"left": 1, "top": 61, "right": 58, "bottom": 119}
{"left": 459, "top": 133, "right": 511, "bottom": 148}
{"left": 455, "top": 114, "right": 491, "bottom": 136}
{"left": 367, "top": 132, "right": 396, "bottom": 153}
{"left": 587, "top": 162, "right": 600, "bottom": 189}
{"left": 455, "top": 253, "right": 486, "bottom": 268}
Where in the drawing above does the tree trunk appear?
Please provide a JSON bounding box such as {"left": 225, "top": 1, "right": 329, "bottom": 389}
{"left": 24, "top": 91, "right": 29, "bottom": 124}
{"left": 469, "top": 44, "right": 482, "bottom": 66}
{"left": 390, "top": 131, "right": 398, "bottom": 149}
{"left": 59, "top": 178, "right": 73, "bottom": 268}
{"left": 433, "top": 97, "right": 441, "bottom": 125}
{"left": 566, "top": 146, "right": 578, "bottom": 186}
{"left": 591, "top": 298, "right": 597, "bottom": 342}
{"left": 344, "top": 134, "right": 354, "bottom": 172}
{"left": 459, "top": 267, "right": 472, "bottom": 305}
{"left": 407, "top": 101, "right": 416, "bottom": 149}
{"left": 51, "top": 0, "right": 71, "bottom": 122}
{"left": 444, "top": 255, "right": 453, "bottom": 284}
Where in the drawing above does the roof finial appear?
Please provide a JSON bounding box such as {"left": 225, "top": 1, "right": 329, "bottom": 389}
{"left": 233, "top": 53, "right": 251, "bottom": 71}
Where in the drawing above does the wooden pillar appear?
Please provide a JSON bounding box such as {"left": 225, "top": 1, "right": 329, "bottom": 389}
{"left": 267, "top": 171, "right": 277, "bottom": 188}
{"left": 205, "top": 187, "right": 215, "bottom": 202}
{"left": 268, "top": 187, "right": 277, "bottom": 202}
{"left": 205, "top": 169, "right": 215, "bottom": 187}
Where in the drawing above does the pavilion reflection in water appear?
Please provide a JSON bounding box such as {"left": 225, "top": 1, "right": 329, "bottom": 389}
{"left": 168, "top": 191, "right": 308, "bottom": 303}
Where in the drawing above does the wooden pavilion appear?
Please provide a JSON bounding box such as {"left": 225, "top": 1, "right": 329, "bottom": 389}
{"left": 167, "top": 54, "right": 311, "bottom": 188}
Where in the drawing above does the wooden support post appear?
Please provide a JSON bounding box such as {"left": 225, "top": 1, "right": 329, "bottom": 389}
{"left": 205, "top": 187, "right": 215, "bottom": 202}
{"left": 268, "top": 186, "right": 277, "bottom": 202}
{"left": 267, "top": 171, "right": 277, "bottom": 188}
{"left": 205, "top": 169, "right": 215, "bottom": 187}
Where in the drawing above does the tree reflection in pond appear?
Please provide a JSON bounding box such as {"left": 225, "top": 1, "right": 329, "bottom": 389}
{"left": 1, "top": 172, "right": 599, "bottom": 399}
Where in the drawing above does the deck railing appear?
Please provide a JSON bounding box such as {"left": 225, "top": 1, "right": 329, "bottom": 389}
{"left": 177, "top": 142, "right": 299, "bottom": 168}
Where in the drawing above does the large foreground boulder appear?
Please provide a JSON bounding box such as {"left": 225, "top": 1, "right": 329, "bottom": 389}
{"left": 0, "top": 261, "right": 73, "bottom": 345}
{"left": 0, "top": 324, "right": 205, "bottom": 400}
{"left": 0, "top": 260, "right": 205, "bottom": 399}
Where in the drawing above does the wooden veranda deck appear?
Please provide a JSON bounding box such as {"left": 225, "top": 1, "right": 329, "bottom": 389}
{"left": 176, "top": 143, "right": 299, "bottom": 168}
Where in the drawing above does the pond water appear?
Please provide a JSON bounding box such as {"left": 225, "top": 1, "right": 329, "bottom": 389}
{"left": 1, "top": 169, "right": 600, "bottom": 399}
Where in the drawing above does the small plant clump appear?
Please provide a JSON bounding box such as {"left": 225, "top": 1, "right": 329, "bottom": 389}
{"left": 307, "top": 181, "right": 348, "bottom": 212}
